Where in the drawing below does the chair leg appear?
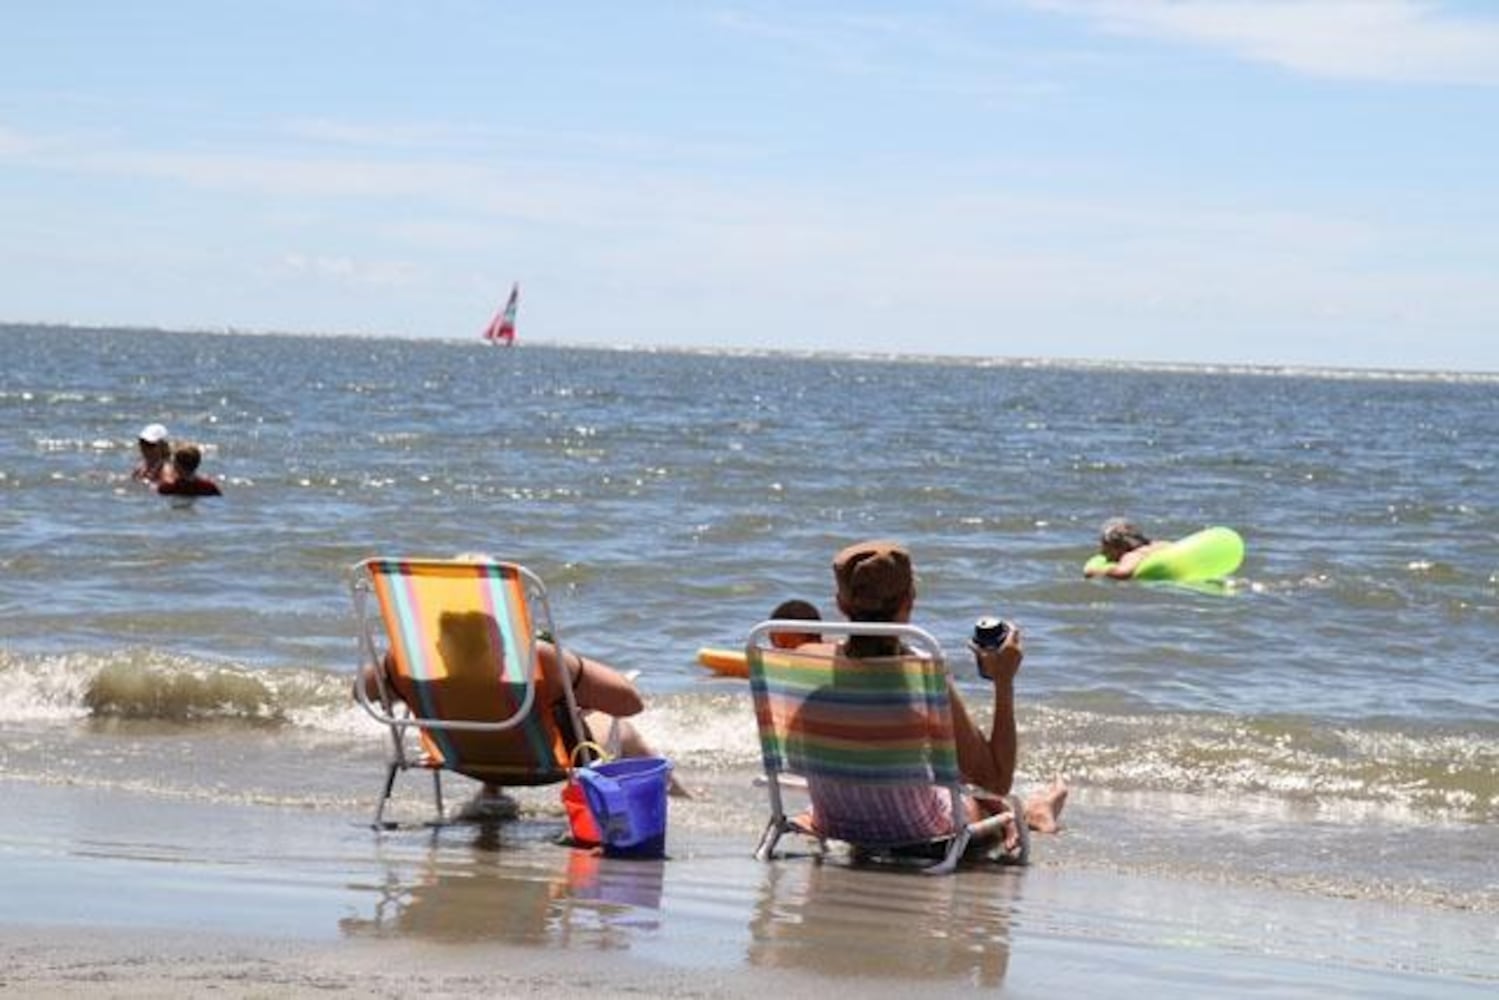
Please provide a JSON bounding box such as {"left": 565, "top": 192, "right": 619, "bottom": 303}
{"left": 963, "top": 795, "right": 1030, "bottom": 867}
{"left": 431, "top": 770, "right": 445, "bottom": 824}
{"left": 1004, "top": 794, "right": 1031, "bottom": 866}
{"left": 754, "top": 818, "right": 783, "bottom": 862}
{"left": 925, "top": 829, "right": 968, "bottom": 876}
{"left": 372, "top": 762, "right": 399, "bottom": 829}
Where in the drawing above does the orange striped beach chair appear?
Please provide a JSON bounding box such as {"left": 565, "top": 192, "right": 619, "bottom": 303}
{"left": 351, "top": 556, "right": 591, "bottom": 828}
{"left": 746, "top": 621, "right": 1025, "bottom": 875}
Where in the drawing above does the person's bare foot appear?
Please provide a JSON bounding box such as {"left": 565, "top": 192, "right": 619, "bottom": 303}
{"left": 457, "top": 785, "right": 520, "bottom": 822}
{"left": 1024, "top": 777, "right": 1068, "bottom": 833}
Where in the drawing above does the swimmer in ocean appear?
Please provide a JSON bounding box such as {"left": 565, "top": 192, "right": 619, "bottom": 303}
{"left": 1084, "top": 518, "right": 1172, "bottom": 579}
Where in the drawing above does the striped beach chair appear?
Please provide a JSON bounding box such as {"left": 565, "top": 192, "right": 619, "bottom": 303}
{"left": 351, "top": 557, "right": 591, "bottom": 828}
{"left": 746, "top": 620, "right": 1024, "bottom": 875}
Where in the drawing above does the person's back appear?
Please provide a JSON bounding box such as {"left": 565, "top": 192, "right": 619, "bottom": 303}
{"left": 798, "top": 541, "right": 983, "bottom": 845}
{"left": 806, "top": 539, "right": 1064, "bottom": 839}
{"left": 795, "top": 635, "right": 959, "bottom": 846}
{"left": 352, "top": 552, "right": 682, "bottom": 811}
{"left": 157, "top": 442, "right": 222, "bottom": 497}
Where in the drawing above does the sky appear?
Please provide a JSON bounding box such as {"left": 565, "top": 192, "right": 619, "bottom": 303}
{"left": 2, "top": 1, "right": 1496, "bottom": 371}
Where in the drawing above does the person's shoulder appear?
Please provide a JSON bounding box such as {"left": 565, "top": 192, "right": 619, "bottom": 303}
{"left": 1137, "top": 540, "right": 1172, "bottom": 561}
{"left": 1115, "top": 540, "right": 1172, "bottom": 576}
{"left": 159, "top": 477, "right": 222, "bottom": 496}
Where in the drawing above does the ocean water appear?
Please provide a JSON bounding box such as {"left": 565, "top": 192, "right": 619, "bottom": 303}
{"left": 2, "top": 322, "right": 1497, "bottom": 916}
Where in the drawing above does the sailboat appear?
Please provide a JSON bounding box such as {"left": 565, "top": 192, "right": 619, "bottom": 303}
{"left": 481, "top": 282, "right": 519, "bottom": 346}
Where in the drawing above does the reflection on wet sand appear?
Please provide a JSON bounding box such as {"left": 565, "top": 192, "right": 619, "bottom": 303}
{"left": 337, "top": 814, "right": 1020, "bottom": 986}
{"left": 339, "top": 821, "right": 665, "bottom": 949}
{"left": 747, "top": 859, "right": 1020, "bottom": 986}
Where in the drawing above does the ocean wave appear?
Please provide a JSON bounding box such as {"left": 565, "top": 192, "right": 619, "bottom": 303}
{"left": 0, "top": 648, "right": 357, "bottom": 728}
{"left": 1023, "top": 705, "right": 1499, "bottom": 823}
{"left": 1, "top": 651, "right": 1494, "bottom": 823}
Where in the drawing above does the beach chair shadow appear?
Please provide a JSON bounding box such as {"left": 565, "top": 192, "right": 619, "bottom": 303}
{"left": 746, "top": 620, "right": 1027, "bottom": 876}
{"left": 350, "top": 557, "right": 593, "bottom": 829}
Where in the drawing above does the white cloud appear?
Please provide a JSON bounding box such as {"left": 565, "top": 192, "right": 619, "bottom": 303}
{"left": 280, "top": 253, "right": 422, "bottom": 288}
{"left": 0, "top": 116, "right": 784, "bottom": 235}
{"left": 1028, "top": 0, "right": 1499, "bottom": 85}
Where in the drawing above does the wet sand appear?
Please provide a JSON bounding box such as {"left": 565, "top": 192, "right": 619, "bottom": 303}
{"left": 2, "top": 779, "right": 1496, "bottom": 997}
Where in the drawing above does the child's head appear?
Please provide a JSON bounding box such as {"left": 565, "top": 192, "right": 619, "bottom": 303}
{"left": 172, "top": 442, "right": 203, "bottom": 476}
{"left": 769, "top": 598, "right": 822, "bottom": 649}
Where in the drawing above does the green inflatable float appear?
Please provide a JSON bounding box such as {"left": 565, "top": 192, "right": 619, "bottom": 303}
{"left": 1084, "top": 526, "right": 1245, "bottom": 582}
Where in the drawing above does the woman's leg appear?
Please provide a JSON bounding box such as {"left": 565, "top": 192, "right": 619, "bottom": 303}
{"left": 582, "top": 710, "right": 691, "bottom": 798}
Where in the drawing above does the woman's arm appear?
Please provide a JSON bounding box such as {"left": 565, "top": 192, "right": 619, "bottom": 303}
{"left": 543, "top": 642, "right": 644, "bottom": 717}
{"left": 951, "top": 628, "right": 1022, "bottom": 796}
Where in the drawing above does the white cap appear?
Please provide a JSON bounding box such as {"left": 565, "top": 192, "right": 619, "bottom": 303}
{"left": 138, "top": 423, "right": 169, "bottom": 444}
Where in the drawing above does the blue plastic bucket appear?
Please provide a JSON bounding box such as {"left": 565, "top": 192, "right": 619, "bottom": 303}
{"left": 575, "top": 756, "right": 673, "bottom": 858}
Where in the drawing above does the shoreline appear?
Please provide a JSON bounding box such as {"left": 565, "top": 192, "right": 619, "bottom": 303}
{"left": 2, "top": 778, "right": 1495, "bottom": 997}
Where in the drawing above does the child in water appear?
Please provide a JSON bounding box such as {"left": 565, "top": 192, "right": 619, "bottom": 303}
{"left": 768, "top": 598, "right": 822, "bottom": 649}
{"left": 156, "top": 443, "right": 223, "bottom": 498}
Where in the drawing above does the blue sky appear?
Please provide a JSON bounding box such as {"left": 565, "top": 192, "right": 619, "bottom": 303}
{"left": 2, "top": 1, "right": 1496, "bottom": 370}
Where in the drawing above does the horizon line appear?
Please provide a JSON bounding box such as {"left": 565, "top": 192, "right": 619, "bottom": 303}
{"left": 4, "top": 318, "right": 1495, "bottom": 383}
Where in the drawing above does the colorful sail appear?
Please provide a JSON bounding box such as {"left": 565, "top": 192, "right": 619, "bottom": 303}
{"left": 482, "top": 282, "right": 519, "bottom": 346}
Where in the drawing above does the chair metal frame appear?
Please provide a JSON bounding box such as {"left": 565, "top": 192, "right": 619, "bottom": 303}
{"left": 351, "top": 556, "right": 591, "bottom": 828}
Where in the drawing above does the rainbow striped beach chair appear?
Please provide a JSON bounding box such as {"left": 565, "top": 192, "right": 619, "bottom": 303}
{"left": 746, "top": 621, "right": 1025, "bottom": 875}
{"left": 351, "top": 557, "right": 591, "bottom": 828}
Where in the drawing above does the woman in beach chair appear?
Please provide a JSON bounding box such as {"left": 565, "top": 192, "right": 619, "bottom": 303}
{"left": 351, "top": 554, "right": 670, "bottom": 827}
{"left": 747, "top": 540, "right": 1065, "bottom": 872}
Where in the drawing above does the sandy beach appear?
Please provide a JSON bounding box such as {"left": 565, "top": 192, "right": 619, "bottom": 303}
{"left": 3, "top": 776, "right": 1494, "bottom": 998}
